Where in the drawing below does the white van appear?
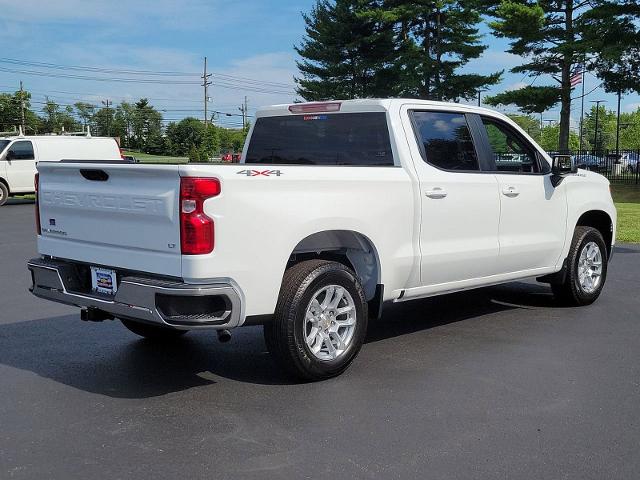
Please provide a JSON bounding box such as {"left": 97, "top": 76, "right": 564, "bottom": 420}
{"left": 0, "top": 134, "right": 123, "bottom": 205}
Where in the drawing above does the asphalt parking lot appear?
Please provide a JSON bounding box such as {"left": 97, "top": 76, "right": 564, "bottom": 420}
{"left": 1, "top": 200, "right": 639, "bottom": 479}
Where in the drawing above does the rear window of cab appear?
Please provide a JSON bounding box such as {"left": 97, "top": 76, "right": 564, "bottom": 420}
{"left": 245, "top": 112, "right": 394, "bottom": 166}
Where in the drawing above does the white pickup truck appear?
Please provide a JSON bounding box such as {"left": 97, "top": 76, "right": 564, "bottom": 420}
{"left": 28, "top": 99, "right": 616, "bottom": 380}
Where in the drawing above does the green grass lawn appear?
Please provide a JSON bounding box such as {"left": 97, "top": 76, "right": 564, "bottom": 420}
{"left": 611, "top": 185, "right": 640, "bottom": 244}
{"left": 122, "top": 150, "right": 188, "bottom": 164}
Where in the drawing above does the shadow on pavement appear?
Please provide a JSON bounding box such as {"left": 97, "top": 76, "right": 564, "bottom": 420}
{"left": 5, "top": 197, "right": 35, "bottom": 205}
{"left": 0, "top": 281, "right": 557, "bottom": 397}
{"left": 366, "top": 281, "right": 555, "bottom": 343}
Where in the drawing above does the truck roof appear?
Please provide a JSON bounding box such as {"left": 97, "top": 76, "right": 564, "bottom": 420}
{"left": 257, "top": 98, "right": 508, "bottom": 119}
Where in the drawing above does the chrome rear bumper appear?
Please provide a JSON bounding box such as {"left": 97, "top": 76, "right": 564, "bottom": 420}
{"left": 28, "top": 257, "right": 244, "bottom": 330}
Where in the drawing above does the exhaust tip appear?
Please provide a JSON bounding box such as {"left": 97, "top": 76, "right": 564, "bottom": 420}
{"left": 217, "top": 329, "right": 232, "bottom": 343}
{"left": 80, "top": 308, "right": 113, "bottom": 322}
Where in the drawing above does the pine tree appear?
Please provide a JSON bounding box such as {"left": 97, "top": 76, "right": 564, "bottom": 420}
{"left": 369, "top": 0, "right": 502, "bottom": 101}
{"left": 295, "top": 0, "right": 399, "bottom": 100}
{"left": 486, "top": 0, "right": 639, "bottom": 151}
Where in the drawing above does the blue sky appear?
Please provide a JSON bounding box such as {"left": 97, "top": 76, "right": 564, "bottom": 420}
{"left": 0, "top": 0, "right": 637, "bottom": 129}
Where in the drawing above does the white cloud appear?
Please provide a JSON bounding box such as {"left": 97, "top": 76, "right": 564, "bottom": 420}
{"left": 505, "top": 81, "right": 528, "bottom": 91}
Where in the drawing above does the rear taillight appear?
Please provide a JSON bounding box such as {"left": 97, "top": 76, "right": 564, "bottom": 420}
{"left": 34, "top": 173, "right": 41, "bottom": 235}
{"left": 180, "top": 177, "right": 220, "bottom": 255}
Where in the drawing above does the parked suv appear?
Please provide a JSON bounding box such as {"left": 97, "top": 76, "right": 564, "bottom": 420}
{"left": 28, "top": 100, "right": 616, "bottom": 380}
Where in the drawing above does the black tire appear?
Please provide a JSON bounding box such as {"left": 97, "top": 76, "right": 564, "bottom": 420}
{"left": 0, "top": 182, "right": 8, "bottom": 206}
{"left": 264, "top": 260, "right": 368, "bottom": 381}
{"left": 551, "top": 226, "right": 608, "bottom": 306}
{"left": 120, "top": 319, "right": 189, "bottom": 340}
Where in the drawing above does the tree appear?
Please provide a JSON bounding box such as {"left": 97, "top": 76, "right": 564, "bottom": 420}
{"left": 131, "top": 99, "right": 163, "bottom": 152}
{"left": 580, "top": 1, "right": 640, "bottom": 151}
{"left": 74, "top": 102, "right": 95, "bottom": 131}
{"left": 295, "top": 0, "right": 399, "bottom": 100}
{"left": 537, "top": 124, "right": 580, "bottom": 151}
{"left": 367, "top": 0, "right": 502, "bottom": 101}
{"left": 218, "top": 127, "right": 247, "bottom": 152}
{"left": 188, "top": 145, "right": 201, "bottom": 163}
{"left": 486, "top": 86, "right": 560, "bottom": 117}
{"left": 618, "top": 108, "right": 640, "bottom": 150}
{"left": 113, "top": 102, "right": 135, "bottom": 147}
{"left": 582, "top": 105, "right": 617, "bottom": 151}
{"left": 201, "top": 124, "right": 220, "bottom": 159}
{"left": 165, "top": 117, "right": 206, "bottom": 156}
{"left": 507, "top": 113, "right": 541, "bottom": 141}
{"left": 94, "top": 105, "right": 115, "bottom": 137}
{"left": 487, "top": 0, "right": 610, "bottom": 150}
{"left": 40, "top": 100, "right": 79, "bottom": 133}
{"left": 0, "top": 91, "right": 41, "bottom": 133}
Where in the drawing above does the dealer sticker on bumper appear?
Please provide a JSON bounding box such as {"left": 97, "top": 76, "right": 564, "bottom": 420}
{"left": 91, "top": 267, "right": 117, "bottom": 295}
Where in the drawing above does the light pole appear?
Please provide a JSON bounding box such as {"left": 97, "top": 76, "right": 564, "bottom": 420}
{"left": 476, "top": 88, "right": 488, "bottom": 107}
{"left": 590, "top": 100, "right": 605, "bottom": 153}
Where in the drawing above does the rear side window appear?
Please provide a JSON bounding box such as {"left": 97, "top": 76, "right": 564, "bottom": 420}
{"left": 245, "top": 112, "right": 394, "bottom": 166}
{"left": 411, "top": 111, "right": 479, "bottom": 171}
{"left": 7, "top": 141, "right": 35, "bottom": 160}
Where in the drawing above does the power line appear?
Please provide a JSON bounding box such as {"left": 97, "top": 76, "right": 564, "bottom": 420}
{"left": 0, "top": 66, "right": 201, "bottom": 84}
{"left": 0, "top": 57, "right": 199, "bottom": 76}
{"left": 0, "top": 65, "right": 295, "bottom": 94}
{"left": 0, "top": 57, "right": 295, "bottom": 88}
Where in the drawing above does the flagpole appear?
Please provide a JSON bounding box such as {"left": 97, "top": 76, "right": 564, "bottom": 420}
{"left": 579, "top": 59, "right": 586, "bottom": 151}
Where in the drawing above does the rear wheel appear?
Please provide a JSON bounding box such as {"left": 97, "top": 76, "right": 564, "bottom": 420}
{"left": 551, "top": 226, "right": 608, "bottom": 306}
{"left": 120, "top": 319, "right": 189, "bottom": 340}
{"left": 264, "top": 260, "right": 368, "bottom": 381}
{"left": 0, "top": 183, "right": 8, "bottom": 206}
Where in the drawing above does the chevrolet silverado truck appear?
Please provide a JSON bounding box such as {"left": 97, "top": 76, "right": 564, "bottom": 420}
{"left": 28, "top": 99, "right": 616, "bottom": 380}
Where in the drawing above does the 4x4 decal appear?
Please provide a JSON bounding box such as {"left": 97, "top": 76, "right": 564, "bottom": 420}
{"left": 237, "top": 169, "right": 282, "bottom": 177}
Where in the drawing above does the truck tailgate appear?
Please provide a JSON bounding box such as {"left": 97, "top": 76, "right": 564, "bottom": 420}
{"left": 37, "top": 162, "right": 182, "bottom": 277}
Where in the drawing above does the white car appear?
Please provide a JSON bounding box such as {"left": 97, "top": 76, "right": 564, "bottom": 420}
{"left": 28, "top": 99, "right": 617, "bottom": 380}
{"left": 0, "top": 134, "right": 122, "bottom": 205}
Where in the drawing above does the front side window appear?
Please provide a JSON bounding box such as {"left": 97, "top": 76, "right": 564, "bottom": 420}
{"left": 0, "top": 140, "right": 10, "bottom": 154}
{"left": 245, "top": 112, "right": 393, "bottom": 166}
{"left": 7, "top": 141, "right": 35, "bottom": 160}
{"left": 481, "top": 118, "right": 540, "bottom": 173}
{"left": 411, "top": 111, "right": 479, "bottom": 171}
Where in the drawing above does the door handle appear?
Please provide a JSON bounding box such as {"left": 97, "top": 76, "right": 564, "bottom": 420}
{"left": 425, "top": 187, "right": 447, "bottom": 199}
{"left": 502, "top": 186, "right": 520, "bottom": 197}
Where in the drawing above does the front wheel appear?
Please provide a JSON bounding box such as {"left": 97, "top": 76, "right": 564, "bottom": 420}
{"left": 120, "top": 319, "right": 189, "bottom": 341}
{"left": 551, "top": 226, "right": 608, "bottom": 306}
{"left": 264, "top": 260, "right": 368, "bottom": 381}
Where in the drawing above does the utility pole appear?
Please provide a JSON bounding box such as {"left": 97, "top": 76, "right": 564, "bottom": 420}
{"left": 239, "top": 96, "right": 248, "bottom": 130}
{"left": 102, "top": 99, "right": 112, "bottom": 136}
{"left": 590, "top": 100, "right": 605, "bottom": 153}
{"left": 19, "top": 81, "right": 25, "bottom": 133}
{"left": 202, "top": 57, "right": 212, "bottom": 129}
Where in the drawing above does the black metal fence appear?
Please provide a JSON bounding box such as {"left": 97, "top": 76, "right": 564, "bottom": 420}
{"left": 553, "top": 150, "right": 640, "bottom": 185}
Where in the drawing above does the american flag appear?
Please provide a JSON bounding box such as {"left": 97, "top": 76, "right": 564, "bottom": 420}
{"left": 570, "top": 64, "right": 584, "bottom": 88}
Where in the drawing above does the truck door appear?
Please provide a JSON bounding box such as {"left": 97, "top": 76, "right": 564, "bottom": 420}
{"left": 477, "top": 116, "right": 567, "bottom": 273}
{"left": 403, "top": 107, "right": 501, "bottom": 286}
{"left": 4, "top": 140, "right": 36, "bottom": 192}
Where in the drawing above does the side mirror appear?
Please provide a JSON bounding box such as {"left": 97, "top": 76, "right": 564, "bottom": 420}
{"left": 551, "top": 155, "right": 577, "bottom": 186}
